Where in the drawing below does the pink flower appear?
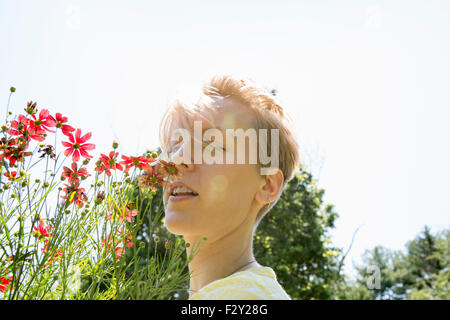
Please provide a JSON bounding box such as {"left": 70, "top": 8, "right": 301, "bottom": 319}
{"left": 32, "top": 220, "right": 52, "bottom": 241}
{"left": 55, "top": 113, "right": 75, "bottom": 136}
{"left": 29, "top": 109, "right": 56, "bottom": 135}
{"left": 62, "top": 162, "right": 90, "bottom": 185}
{"left": 61, "top": 129, "right": 95, "bottom": 162}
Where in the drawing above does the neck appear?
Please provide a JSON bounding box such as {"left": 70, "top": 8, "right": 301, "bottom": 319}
{"left": 185, "top": 215, "right": 259, "bottom": 296}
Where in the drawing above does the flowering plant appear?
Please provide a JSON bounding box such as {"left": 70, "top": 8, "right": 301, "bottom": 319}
{"left": 0, "top": 87, "right": 198, "bottom": 299}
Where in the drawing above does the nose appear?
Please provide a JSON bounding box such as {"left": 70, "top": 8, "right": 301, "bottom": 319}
{"left": 169, "top": 141, "right": 195, "bottom": 173}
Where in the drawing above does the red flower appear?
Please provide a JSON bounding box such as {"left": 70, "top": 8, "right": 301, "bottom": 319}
{"left": 41, "top": 245, "right": 63, "bottom": 267}
{"left": 29, "top": 109, "right": 56, "bottom": 136}
{"left": 95, "top": 151, "right": 123, "bottom": 176}
{"left": 32, "top": 220, "right": 52, "bottom": 240}
{"left": 101, "top": 235, "right": 126, "bottom": 261}
{"left": 114, "top": 247, "right": 126, "bottom": 260}
{"left": 118, "top": 227, "right": 134, "bottom": 248}
{"left": 123, "top": 207, "right": 138, "bottom": 223}
{"left": 38, "top": 144, "right": 56, "bottom": 159}
{"left": 94, "top": 160, "right": 109, "bottom": 177}
{"left": 7, "top": 115, "right": 41, "bottom": 142}
{"left": 3, "top": 170, "right": 23, "bottom": 182}
{"left": 62, "top": 162, "right": 90, "bottom": 185}
{"left": 137, "top": 164, "right": 167, "bottom": 192}
{"left": 104, "top": 201, "right": 138, "bottom": 223}
{"left": 0, "top": 274, "right": 12, "bottom": 293}
{"left": 125, "top": 235, "right": 134, "bottom": 248}
{"left": 157, "top": 160, "right": 182, "bottom": 181}
{"left": 61, "top": 183, "right": 88, "bottom": 208}
{"left": 100, "top": 151, "right": 123, "bottom": 171}
{"left": 55, "top": 113, "right": 75, "bottom": 136}
{"left": 61, "top": 129, "right": 95, "bottom": 162}
{"left": 7, "top": 114, "right": 30, "bottom": 136}
{"left": 0, "top": 137, "right": 32, "bottom": 167}
{"left": 119, "top": 155, "right": 155, "bottom": 173}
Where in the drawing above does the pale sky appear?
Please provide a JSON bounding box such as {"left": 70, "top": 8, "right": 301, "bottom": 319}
{"left": 1, "top": 0, "right": 449, "bottom": 278}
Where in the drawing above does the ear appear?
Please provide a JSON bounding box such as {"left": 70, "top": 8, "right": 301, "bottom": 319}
{"left": 254, "top": 168, "right": 284, "bottom": 206}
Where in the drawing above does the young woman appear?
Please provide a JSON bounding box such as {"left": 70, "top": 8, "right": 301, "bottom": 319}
{"left": 158, "top": 75, "right": 300, "bottom": 299}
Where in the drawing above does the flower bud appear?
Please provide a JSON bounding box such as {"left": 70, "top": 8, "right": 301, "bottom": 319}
{"left": 83, "top": 159, "right": 90, "bottom": 165}
{"left": 10, "top": 86, "right": 16, "bottom": 93}
{"left": 95, "top": 191, "right": 105, "bottom": 204}
{"left": 112, "top": 140, "right": 119, "bottom": 149}
{"left": 153, "top": 236, "right": 160, "bottom": 243}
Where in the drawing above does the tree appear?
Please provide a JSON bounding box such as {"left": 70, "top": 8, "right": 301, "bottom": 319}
{"left": 118, "top": 146, "right": 345, "bottom": 299}
{"left": 253, "top": 167, "right": 343, "bottom": 299}
{"left": 351, "top": 226, "right": 449, "bottom": 300}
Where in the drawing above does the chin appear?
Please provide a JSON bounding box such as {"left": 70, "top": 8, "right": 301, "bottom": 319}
{"left": 164, "top": 209, "right": 193, "bottom": 236}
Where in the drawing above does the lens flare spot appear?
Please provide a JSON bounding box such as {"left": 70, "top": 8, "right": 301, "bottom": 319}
{"left": 222, "top": 114, "right": 236, "bottom": 130}
{"left": 210, "top": 174, "right": 228, "bottom": 193}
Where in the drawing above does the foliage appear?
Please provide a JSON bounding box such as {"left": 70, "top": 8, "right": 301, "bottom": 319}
{"left": 253, "top": 167, "right": 343, "bottom": 299}
{"left": 0, "top": 89, "right": 193, "bottom": 299}
{"left": 351, "top": 226, "right": 449, "bottom": 300}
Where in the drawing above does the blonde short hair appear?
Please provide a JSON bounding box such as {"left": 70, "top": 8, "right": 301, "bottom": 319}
{"left": 159, "top": 74, "right": 300, "bottom": 228}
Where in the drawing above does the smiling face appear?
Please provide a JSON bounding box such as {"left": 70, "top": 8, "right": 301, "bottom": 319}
{"left": 162, "top": 98, "right": 267, "bottom": 241}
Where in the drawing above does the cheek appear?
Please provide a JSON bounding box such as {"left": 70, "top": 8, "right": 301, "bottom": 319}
{"left": 203, "top": 166, "right": 257, "bottom": 208}
{"left": 205, "top": 174, "right": 230, "bottom": 204}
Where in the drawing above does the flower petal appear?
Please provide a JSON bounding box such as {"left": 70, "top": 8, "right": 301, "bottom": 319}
{"left": 64, "top": 148, "right": 73, "bottom": 157}
{"left": 61, "top": 141, "right": 72, "bottom": 148}
{"left": 75, "top": 129, "right": 82, "bottom": 142}
{"left": 79, "top": 148, "right": 92, "bottom": 159}
{"left": 79, "top": 132, "right": 92, "bottom": 144}
{"left": 72, "top": 150, "right": 80, "bottom": 162}
{"left": 81, "top": 143, "right": 95, "bottom": 151}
